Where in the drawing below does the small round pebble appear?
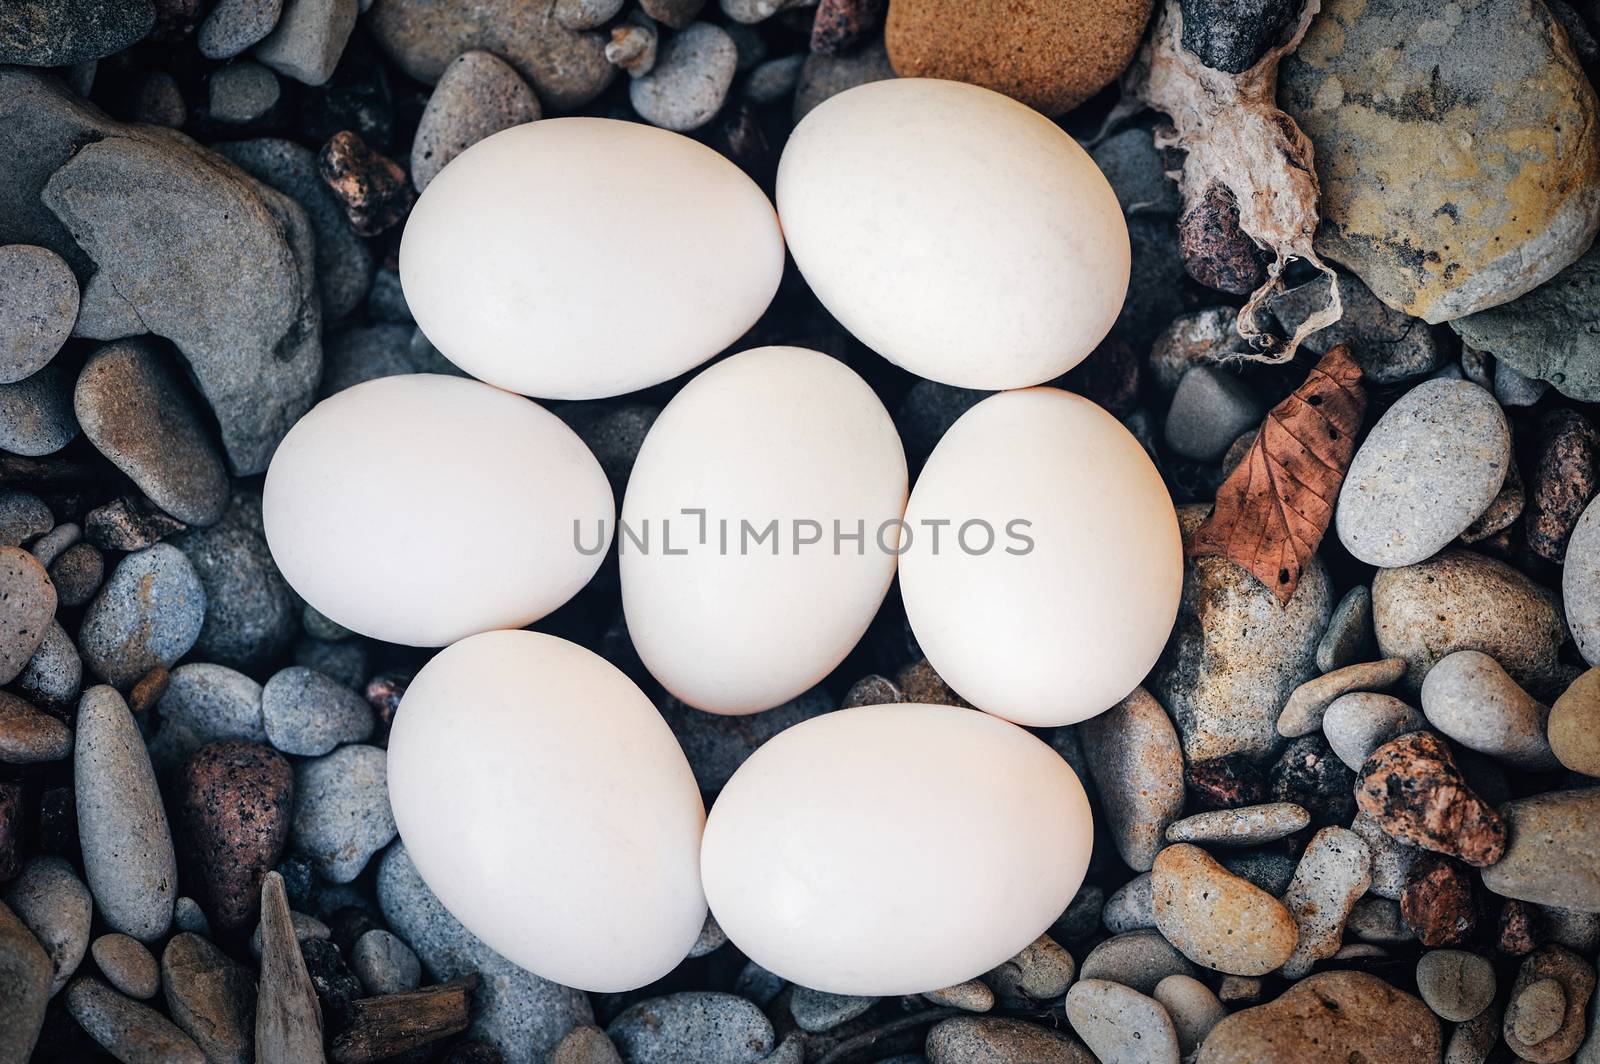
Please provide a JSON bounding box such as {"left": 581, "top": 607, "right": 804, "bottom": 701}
{"left": 924, "top": 980, "right": 994, "bottom": 1012}
{"left": 0, "top": 245, "right": 78, "bottom": 384}
{"left": 351, "top": 928, "right": 421, "bottom": 995}
{"left": 48, "top": 541, "right": 104, "bottom": 608}
{"left": 789, "top": 986, "right": 875, "bottom": 1032}
{"left": 0, "top": 491, "right": 52, "bottom": 547}
{"left": 14, "top": 621, "right": 83, "bottom": 710}
{"left": 1549, "top": 668, "right": 1600, "bottom": 776}
{"left": 79, "top": 544, "right": 207, "bottom": 688}
{"left": 91, "top": 934, "right": 159, "bottom": 999}
{"left": 1164, "top": 802, "right": 1310, "bottom": 846}
{"left": 1323, "top": 692, "right": 1426, "bottom": 770}
{"left": 606, "top": 992, "right": 774, "bottom": 1064}
{"left": 1151, "top": 844, "right": 1299, "bottom": 976}
{"left": 1512, "top": 978, "right": 1568, "bottom": 1045}
{"left": 27, "top": 521, "right": 77, "bottom": 569}
{"left": 291, "top": 744, "right": 396, "bottom": 883}
{"left": 1152, "top": 974, "right": 1226, "bottom": 1055}
{"left": 984, "top": 934, "right": 1075, "bottom": 1008}
{"left": 1422, "top": 650, "right": 1560, "bottom": 770}
{"left": 1277, "top": 657, "right": 1406, "bottom": 737}
{"left": 1078, "top": 929, "right": 1196, "bottom": 994}
{"left": 550, "top": 1025, "right": 625, "bottom": 1064}
{"left": 1065, "top": 978, "right": 1181, "bottom": 1064}
{"left": 208, "top": 60, "right": 280, "bottom": 123}
{"left": 629, "top": 22, "right": 737, "bottom": 131}
{"left": 412, "top": 50, "right": 540, "bottom": 192}
{"left": 198, "top": 0, "right": 284, "bottom": 57}
{"left": 1416, "top": 949, "right": 1496, "bottom": 1022}
{"left": 0, "top": 361, "right": 77, "bottom": 456}
{"left": 262, "top": 665, "right": 374, "bottom": 756}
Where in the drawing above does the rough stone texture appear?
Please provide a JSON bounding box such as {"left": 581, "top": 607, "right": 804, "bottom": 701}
{"left": 884, "top": 0, "right": 1153, "bottom": 117}
{"left": 1355, "top": 731, "right": 1507, "bottom": 867}
{"left": 0, "top": 358, "right": 77, "bottom": 456}
{"left": 68, "top": 976, "right": 206, "bottom": 1064}
{"left": 1551, "top": 668, "right": 1600, "bottom": 776}
{"left": 366, "top": 0, "right": 614, "bottom": 110}
{"left": 1178, "top": 183, "right": 1271, "bottom": 296}
{"left": 1421, "top": 650, "right": 1560, "bottom": 770}
{"left": 75, "top": 687, "right": 177, "bottom": 942}
{"left": 0, "top": 689, "right": 68, "bottom": 765}
{"left": 1452, "top": 242, "right": 1600, "bottom": 401}
{"left": 3, "top": 855, "right": 90, "bottom": 996}
{"left": 1570, "top": 496, "right": 1600, "bottom": 667}
{"left": 171, "top": 490, "right": 297, "bottom": 673}
{"left": 1280, "top": 0, "right": 1600, "bottom": 324}
{"left": 1266, "top": 268, "right": 1442, "bottom": 384}
{"left": 1481, "top": 787, "right": 1600, "bottom": 911}
{"left": 550, "top": 1026, "right": 625, "bottom": 1064}
{"left": 1401, "top": 852, "right": 1476, "bottom": 948}
{"left": 0, "top": 547, "right": 55, "bottom": 687}
{"left": 1416, "top": 948, "right": 1496, "bottom": 1022}
{"left": 252, "top": 0, "right": 356, "bottom": 85}
{"left": 1153, "top": 973, "right": 1226, "bottom": 1056}
{"left": 788, "top": 987, "right": 875, "bottom": 1032}
{"left": 291, "top": 744, "right": 394, "bottom": 883}
{"left": 1503, "top": 945, "right": 1597, "bottom": 1063}
{"left": 1151, "top": 844, "right": 1299, "bottom": 976}
{"left": 0, "top": 244, "right": 77, "bottom": 384}
{"left": 78, "top": 544, "right": 206, "bottom": 688}
{"left": 161, "top": 932, "right": 255, "bottom": 1064}
{"left": 198, "top": 0, "right": 284, "bottom": 58}
{"left": 1277, "top": 657, "right": 1405, "bottom": 737}
{"left": 1064, "top": 979, "right": 1180, "bottom": 1064}
{"left": 1527, "top": 408, "right": 1599, "bottom": 561}
{"left": 1152, "top": 505, "right": 1332, "bottom": 762}
{"left": 147, "top": 663, "right": 265, "bottom": 776}
{"left": 1183, "top": 755, "right": 1267, "bottom": 810}
{"left": 1079, "top": 929, "right": 1197, "bottom": 994}
{"left": 93, "top": 934, "right": 159, "bottom": 999}
{"left": 1079, "top": 687, "right": 1185, "bottom": 872}
{"left": 412, "top": 51, "right": 540, "bottom": 191}
{"left": 262, "top": 666, "right": 373, "bottom": 756}
{"left": 983, "top": 935, "right": 1074, "bottom": 1009}
{"left": 208, "top": 61, "right": 280, "bottom": 123}
{"left": 1199, "top": 971, "right": 1440, "bottom": 1063}
{"left": 0, "top": 897, "right": 50, "bottom": 1062}
{"left": 926, "top": 1016, "right": 1095, "bottom": 1064}
{"left": 658, "top": 687, "right": 831, "bottom": 793}
{"left": 1447, "top": 999, "right": 1502, "bottom": 1064}
{"left": 1280, "top": 826, "right": 1372, "bottom": 978}
{"left": 629, "top": 22, "right": 737, "bottom": 132}
{"left": 0, "top": 0, "right": 155, "bottom": 65}
{"left": 1373, "top": 549, "right": 1570, "bottom": 694}
{"left": 177, "top": 741, "right": 293, "bottom": 934}
{"left": 1322, "top": 692, "right": 1424, "bottom": 771}
{"left": 1178, "top": 0, "right": 1299, "bottom": 72}
{"left": 605, "top": 992, "right": 773, "bottom": 1064}
{"left": 1166, "top": 803, "right": 1310, "bottom": 846}
{"left": 792, "top": 40, "right": 894, "bottom": 121}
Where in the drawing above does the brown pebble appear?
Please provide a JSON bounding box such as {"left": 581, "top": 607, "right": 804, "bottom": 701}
{"left": 1499, "top": 899, "right": 1543, "bottom": 956}
{"left": 363, "top": 673, "right": 409, "bottom": 742}
{"left": 1216, "top": 975, "right": 1262, "bottom": 1003}
{"left": 176, "top": 741, "right": 294, "bottom": 934}
{"left": 0, "top": 781, "right": 23, "bottom": 882}
{"left": 127, "top": 667, "right": 170, "bottom": 718}
{"left": 319, "top": 130, "right": 416, "bottom": 237}
{"left": 0, "top": 690, "right": 71, "bottom": 763}
{"left": 1399, "top": 853, "right": 1476, "bottom": 947}
{"left": 1525, "top": 408, "right": 1598, "bottom": 562}
{"left": 48, "top": 542, "right": 104, "bottom": 607}
{"left": 811, "top": 0, "right": 884, "bottom": 55}
{"left": 91, "top": 933, "right": 160, "bottom": 999}
{"left": 1184, "top": 756, "right": 1268, "bottom": 810}
{"left": 1502, "top": 944, "right": 1597, "bottom": 1063}
{"left": 83, "top": 496, "right": 187, "bottom": 552}
{"left": 1354, "top": 731, "right": 1507, "bottom": 867}
{"left": 895, "top": 658, "right": 970, "bottom": 707}
{"left": 1178, "top": 183, "right": 1272, "bottom": 296}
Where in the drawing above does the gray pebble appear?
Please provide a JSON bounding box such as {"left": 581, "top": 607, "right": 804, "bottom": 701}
{"left": 0, "top": 546, "right": 55, "bottom": 684}
{"left": 67, "top": 976, "right": 206, "bottom": 1063}
{"left": 1317, "top": 585, "right": 1374, "bottom": 672}
{"left": 687, "top": 911, "right": 726, "bottom": 958}
{"left": 247, "top": 908, "right": 330, "bottom": 957}
{"left": 172, "top": 490, "right": 297, "bottom": 672}
{"left": 793, "top": 39, "right": 893, "bottom": 121}
{"left": 925, "top": 1016, "right": 1094, "bottom": 1064}
{"left": 0, "top": 360, "right": 78, "bottom": 455}
{"left": 92, "top": 934, "right": 158, "bottom": 1000}
{"left": 1078, "top": 930, "right": 1196, "bottom": 995}
{"left": 1080, "top": 687, "right": 1185, "bottom": 873}
{"left": 20, "top": 518, "right": 70, "bottom": 569}
{"left": 351, "top": 928, "right": 421, "bottom": 995}
{"left": 556, "top": 402, "right": 660, "bottom": 498}
{"left": 319, "top": 323, "right": 430, "bottom": 395}
{"left": 1567, "top": 496, "right": 1600, "bottom": 667}
{"left": 1421, "top": 650, "right": 1559, "bottom": 770}
{"left": 0, "top": 491, "right": 52, "bottom": 546}
{"left": 630, "top": 22, "right": 737, "bottom": 131}
{"left": 1280, "top": 826, "right": 1373, "bottom": 979}
{"left": 75, "top": 687, "right": 177, "bottom": 942}
{"left": 262, "top": 665, "right": 373, "bottom": 756}
{"left": 1165, "top": 803, "right": 1310, "bottom": 846}
{"left": 161, "top": 932, "right": 254, "bottom": 1064}
{"left": 1103, "top": 874, "right": 1156, "bottom": 933}
{"left": 293, "top": 634, "right": 368, "bottom": 689}
{"left": 924, "top": 979, "right": 994, "bottom": 1012}
{"left": 1481, "top": 787, "right": 1600, "bottom": 911}
{"left": 49, "top": 541, "right": 104, "bottom": 607}
{"left": 1065, "top": 978, "right": 1180, "bottom": 1064}
{"left": 734, "top": 959, "right": 784, "bottom": 1006}
{"left": 367, "top": 266, "right": 411, "bottom": 323}
{"left": 15, "top": 620, "right": 83, "bottom": 709}
{"left": 550, "top": 1026, "right": 625, "bottom": 1064}
{"left": 199, "top": 0, "right": 284, "bottom": 58}
{"left": 0, "top": 897, "right": 50, "bottom": 1062}
{"left": 658, "top": 687, "right": 830, "bottom": 792}
{"left": 79, "top": 544, "right": 206, "bottom": 688}
{"left": 984, "top": 934, "right": 1075, "bottom": 1008}
{"left": 292, "top": 744, "right": 395, "bottom": 882}
{"left": 607, "top": 992, "right": 774, "bottom": 1063}
{"left": 172, "top": 897, "right": 211, "bottom": 936}
{"left": 1495, "top": 359, "right": 1550, "bottom": 407}
{"left": 1446, "top": 998, "right": 1501, "bottom": 1064}
{"left": 300, "top": 604, "right": 352, "bottom": 642}
{"left": 147, "top": 663, "right": 265, "bottom": 775}
{"left": 721, "top": 0, "right": 811, "bottom": 23}
{"left": 252, "top": 0, "right": 357, "bottom": 85}
{"left": 1337, "top": 380, "right": 1509, "bottom": 567}
{"left": 1323, "top": 692, "right": 1426, "bottom": 770}
{"left": 1090, "top": 127, "right": 1181, "bottom": 217}
{"left": 412, "top": 50, "right": 540, "bottom": 192}
{"left": 0, "top": 244, "right": 77, "bottom": 384}
{"left": 208, "top": 61, "right": 280, "bottom": 123}
{"left": 789, "top": 986, "right": 875, "bottom": 1032}
{"left": 1346, "top": 896, "right": 1415, "bottom": 944}
{"left": 75, "top": 339, "right": 229, "bottom": 527}
{"left": 1416, "top": 949, "right": 1495, "bottom": 1022}
{"left": 1277, "top": 657, "right": 1406, "bottom": 738}
{"left": 1542, "top": 907, "right": 1600, "bottom": 954}
{"left": 1164, "top": 365, "right": 1263, "bottom": 462}
{"left": 1152, "top": 974, "right": 1225, "bottom": 1055}
{"left": 1217, "top": 850, "right": 1300, "bottom": 897}
{"left": 1267, "top": 268, "right": 1442, "bottom": 384}
{"left": 3, "top": 856, "right": 91, "bottom": 996}
{"left": 1049, "top": 884, "right": 1104, "bottom": 945}
{"left": 1350, "top": 811, "right": 1419, "bottom": 900}
{"left": 555, "top": 0, "right": 625, "bottom": 29}
{"left": 744, "top": 54, "right": 804, "bottom": 105}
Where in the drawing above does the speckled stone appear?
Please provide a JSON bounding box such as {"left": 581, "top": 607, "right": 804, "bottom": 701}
{"left": 983, "top": 934, "right": 1075, "bottom": 1009}
{"left": 0, "top": 491, "right": 51, "bottom": 547}
{"left": 3, "top": 856, "right": 91, "bottom": 996}
{"left": 1421, "top": 650, "right": 1559, "bottom": 770}
{"left": 172, "top": 490, "right": 297, "bottom": 673}
{"left": 208, "top": 60, "right": 280, "bottom": 123}
{"left": 1165, "top": 803, "right": 1310, "bottom": 847}
{"left": 1151, "top": 844, "right": 1299, "bottom": 976}
{"left": 15, "top": 620, "right": 82, "bottom": 710}
{"left": 1446, "top": 998, "right": 1502, "bottom": 1064}
{"left": 607, "top": 992, "right": 773, "bottom": 1064}
{"left": 160, "top": 932, "right": 254, "bottom": 1064}
{"left": 1078, "top": 930, "right": 1197, "bottom": 994}
{"left": 629, "top": 22, "right": 737, "bottom": 131}
{"left": 0, "top": 359, "right": 77, "bottom": 456}
{"left": 1356, "top": 731, "right": 1507, "bottom": 867}
{"left": 1153, "top": 974, "right": 1225, "bottom": 1056}
{"left": 262, "top": 666, "right": 373, "bottom": 756}
{"left": 1416, "top": 949, "right": 1496, "bottom": 1022}
{"left": 79, "top": 544, "right": 206, "bottom": 689}
{"left": 1079, "top": 687, "right": 1185, "bottom": 872}
{"left": 1526, "top": 408, "right": 1600, "bottom": 562}
{"left": 0, "top": 245, "right": 77, "bottom": 384}
{"left": 351, "top": 928, "right": 420, "bottom": 995}
{"left": 1103, "top": 874, "right": 1155, "bottom": 934}
{"left": 1567, "top": 496, "right": 1600, "bottom": 667}
{"left": 92, "top": 934, "right": 158, "bottom": 999}
{"left": 1196, "top": 971, "right": 1441, "bottom": 1064}
{"left": 1323, "top": 692, "right": 1426, "bottom": 770}
{"left": 1266, "top": 267, "right": 1444, "bottom": 384}
{"left": 1280, "top": 827, "right": 1372, "bottom": 978}
{"left": 291, "top": 744, "right": 394, "bottom": 883}
{"left": 0, "top": 895, "right": 50, "bottom": 1061}
{"left": 657, "top": 687, "right": 831, "bottom": 793}
{"left": 1350, "top": 811, "right": 1419, "bottom": 900}
{"left": 789, "top": 986, "right": 875, "bottom": 1032}
{"left": 1065, "top": 978, "right": 1179, "bottom": 1064}
{"left": 147, "top": 663, "right": 265, "bottom": 776}
{"left": 549, "top": 1025, "right": 624, "bottom": 1064}
{"left": 926, "top": 1015, "right": 1094, "bottom": 1063}
{"left": 49, "top": 541, "right": 103, "bottom": 608}
{"left": 1550, "top": 669, "right": 1600, "bottom": 776}
{"left": 1277, "top": 657, "right": 1406, "bottom": 738}
{"left": 0, "top": 546, "right": 54, "bottom": 686}
{"left": 68, "top": 975, "right": 206, "bottom": 1063}
{"left": 177, "top": 740, "right": 292, "bottom": 934}
{"left": 1481, "top": 787, "right": 1600, "bottom": 911}
{"left": 411, "top": 51, "right": 539, "bottom": 192}
{"left": 1503, "top": 945, "right": 1596, "bottom": 1063}
{"left": 198, "top": 0, "right": 283, "bottom": 58}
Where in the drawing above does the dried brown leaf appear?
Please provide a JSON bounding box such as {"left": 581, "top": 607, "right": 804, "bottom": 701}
{"left": 1188, "top": 344, "right": 1365, "bottom": 604}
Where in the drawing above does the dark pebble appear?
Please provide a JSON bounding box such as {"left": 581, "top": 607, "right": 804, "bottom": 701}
{"left": 318, "top": 129, "right": 415, "bottom": 237}
{"left": 1399, "top": 853, "right": 1476, "bottom": 948}
{"left": 302, "top": 936, "right": 364, "bottom": 1005}
{"left": 1185, "top": 755, "right": 1268, "bottom": 810}
{"left": 1499, "top": 899, "right": 1543, "bottom": 957}
{"left": 176, "top": 740, "right": 294, "bottom": 934}
{"left": 47, "top": 542, "right": 102, "bottom": 607}
{"left": 83, "top": 495, "right": 186, "bottom": 552}
{"left": 1178, "top": 183, "right": 1271, "bottom": 296}
{"left": 1269, "top": 734, "right": 1356, "bottom": 826}
{"left": 0, "top": 782, "right": 23, "bottom": 881}
{"left": 1178, "top": 0, "right": 1301, "bottom": 72}
{"left": 0, "top": 0, "right": 156, "bottom": 65}
{"left": 1525, "top": 408, "right": 1598, "bottom": 562}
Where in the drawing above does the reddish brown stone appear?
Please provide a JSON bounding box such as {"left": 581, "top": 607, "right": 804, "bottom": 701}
{"left": 0, "top": 782, "right": 23, "bottom": 882}
{"left": 364, "top": 673, "right": 409, "bottom": 743}
{"left": 812, "top": 0, "right": 886, "bottom": 55}
{"left": 1525, "top": 408, "right": 1599, "bottom": 562}
{"left": 1184, "top": 755, "right": 1268, "bottom": 810}
{"left": 1355, "top": 731, "right": 1507, "bottom": 867}
{"left": 0, "top": 690, "right": 71, "bottom": 763}
{"left": 1400, "top": 852, "right": 1476, "bottom": 947}
{"left": 1499, "top": 899, "right": 1542, "bottom": 957}
{"left": 176, "top": 741, "right": 294, "bottom": 934}
{"left": 1178, "top": 183, "right": 1272, "bottom": 296}
{"left": 894, "top": 658, "right": 970, "bottom": 707}
{"left": 319, "top": 130, "right": 416, "bottom": 237}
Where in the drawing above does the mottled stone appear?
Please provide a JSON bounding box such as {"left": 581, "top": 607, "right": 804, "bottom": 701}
{"left": 177, "top": 741, "right": 293, "bottom": 934}
{"left": 983, "top": 934, "right": 1074, "bottom": 1009}
{"left": 1183, "top": 755, "right": 1267, "bottom": 810}
{"left": 1355, "top": 731, "right": 1506, "bottom": 867}
{"left": 68, "top": 976, "right": 206, "bottom": 1063}
{"left": 412, "top": 51, "right": 539, "bottom": 191}
{"left": 926, "top": 1016, "right": 1094, "bottom": 1064}
{"left": 1527, "top": 408, "right": 1600, "bottom": 561}
{"left": 1266, "top": 268, "right": 1443, "bottom": 384}
{"left": 1416, "top": 948, "right": 1495, "bottom": 1022}
{"left": 262, "top": 666, "right": 373, "bottom": 756}
{"left": 1166, "top": 803, "right": 1310, "bottom": 847}
{"left": 198, "top": 0, "right": 283, "bottom": 58}
{"left": 658, "top": 687, "right": 831, "bottom": 793}
{"left": 606, "top": 992, "right": 773, "bottom": 1064}
{"left": 15, "top": 620, "right": 81, "bottom": 710}
{"left": 789, "top": 987, "right": 875, "bottom": 1032}
{"left": 1268, "top": 735, "right": 1357, "bottom": 826}
{"left": 0, "top": 0, "right": 154, "bottom": 65}
{"left": 1401, "top": 852, "right": 1477, "bottom": 948}
{"left": 1481, "top": 787, "right": 1600, "bottom": 911}
{"left": 171, "top": 490, "right": 297, "bottom": 673}
{"left": 1079, "top": 687, "right": 1185, "bottom": 872}
{"left": 629, "top": 22, "right": 737, "bottom": 131}
{"left": 1280, "top": 826, "right": 1372, "bottom": 978}
{"left": 1503, "top": 945, "right": 1596, "bottom": 1063}
{"left": 0, "top": 547, "right": 54, "bottom": 686}
{"left": 0, "top": 359, "right": 76, "bottom": 455}
{"left": 78, "top": 544, "right": 206, "bottom": 688}
{"left": 161, "top": 932, "right": 254, "bottom": 1064}
{"left": 1151, "top": 844, "right": 1299, "bottom": 976}
{"left": 792, "top": 40, "right": 894, "bottom": 122}
{"left": 1452, "top": 242, "right": 1600, "bottom": 401}
{"left": 0, "top": 897, "right": 49, "bottom": 1061}
{"left": 1350, "top": 810, "right": 1419, "bottom": 900}
{"left": 1569, "top": 495, "right": 1600, "bottom": 667}
{"left": 0, "top": 244, "right": 76, "bottom": 384}
{"left": 3, "top": 856, "right": 91, "bottom": 996}
{"left": 1195, "top": 970, "right": 1441, "bottom": 1064}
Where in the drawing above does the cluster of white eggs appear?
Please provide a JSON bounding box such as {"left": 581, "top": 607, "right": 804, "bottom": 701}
{"left": 262, "top": 78, "right": 1183, "bottom": 996}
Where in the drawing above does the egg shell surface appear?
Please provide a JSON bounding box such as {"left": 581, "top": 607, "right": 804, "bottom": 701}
{"left": 700, "top": 702, "right": 1093, "bottom": 995}
{"left": 898, "top": 387, "right": 1182, "bottom": 727}
{"left": 777, "top": 78, "right": 1129, "bottom": 390}
{"left": 263, "top": 373, "right": 613, "bottom": 646}
{"left": 620, "top": 346, "right": 908, "bottom": 715}
{"left": 401, "top": 117, "right": 786, "bottom": 399}
{"left": 387, "top": 629, "right": 707, "bottom": 993}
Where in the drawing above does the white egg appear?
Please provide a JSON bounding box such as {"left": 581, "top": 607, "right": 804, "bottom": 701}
{"left": 620, "top": 347, "right": 907, "bottom": 715}
{"left": 388, "top": 630, "right": 707, "bottom": 993}
{"left": 701, "top": 702, "right": 1092, "bottom": 995}
{"left": 899, "top": 388, "right": 1181, "bottom": 727}
{"left": 400, "top": 118, "right": 785, "bottom": 400}
{"left": 263, "top": 374, "right": 613, "bottom": 646}
{"left": 777, "top": 78, "right": 1129, "bottom": 390}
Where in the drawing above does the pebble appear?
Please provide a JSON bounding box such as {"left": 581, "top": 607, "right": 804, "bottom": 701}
{"left": 0, "top": 491, "right": 51, "bottom": 547}
{"left": 1183, "top": 755, "right": 1266, "bottom": 810}
{"left": 1271, "top": 734, "right": 1359, "bottom": 826}
{"left": 606, "top": 19, "right": 658, "bottom": 78}
{"left": 1153, "top": 505, "right": 1332, "bottom": 762}
{"left": 292, "top": 744, "right": 395, "bottom": 883}
{"left": 0, "top": 358, "right": 77, "bottom": 456}
{"left": 792, "top": 40, "right": 893, "bottom": 122}
{"left": 983, "top": 934, "right": 1074, "bottom": 1008}
{"left": 91, "top": 934, "right": 158, "bottom": 1000}
{"left": 607, "top": 992, "right": 773, "bottom": 1063}
{"left": 1336, "top": 380, "right": 1508, "bottom": 567}
{"left": 319, "top": 128, "right": 414, "bottom": 236}
{"left": 1280, "top": 826, "right": 1372, "bottom": 978}
{"left": 550, "top": 1026, "right": 624, "bottom": 1064}
{"left": 147, "top": 663, "right": 266, "bottom": 775}
{"left": 1416, "top": 949, "right": 1496, "bottom": 1022}
{"left": 262, "top": 665, "right": 374, "bottom": 756}
{"left": 294, "top": 634, "right": 367, "bottom": 689}
{"left": 1079, "top": 687, "right": 1184, "bottom": 872}
{"left": 925, "top": 1016, "right": 1094, "bottom": 1064}
{"left": 1462, "top": 446, "right": 1526, "bottom": 542}
{"left": 3, "top": 856, "right": 91, "bottom": 995}
{"left": 1551, "top": 669, "right": 1600, "bottom": 776}
{"left": 75, "top": 687, "right": 177, "bottom": 942}
{"left": 179, "top": 498, "right": 297, "bottom": 674}
{"left": 657, "top": 687, "right": 830, "bottom": 792}
{"left": 160, "top": 932, "right": 254, "bottom": 1064}
{"left": 1050, "top": 883, "right": 1105, "bottom": 945}
{"left": 412, "top": 51, "right": 540, "bottom": 192}
{"left": 1526, "top": 408, "right": 1599, "bottom": 561}
{"left": 351, "top": 928, "right": 421, "bottom": 995}
{"left": 79, "top": 544, "right": 206, "bottom": 688}
{"left": 1267, "top": 268, "right": 1444, "bottom": 384}
{"left": 198, "top": 0, "right": 282, "bottom": 56}
{"left": 24, "top": 521, "right": 75, "bottom": 570}
{"left": 68, "top": 976, "right": 206, "bottom": 1063}
{"left": 0, "top": 897, "right": 50, "bottom": 1061}
{"left": 1421, "top": 650, "right": 1560, "bottom": 770}
{"left": 0, "top": 0, "right": 154, "bottom": 64}
{"left": 1481, "top": 787, "right": 1600, "bottom": 910}
{"left": 555, "top": 0, "right": 623, "bottom": 29}
{"left": 1065, "top": 979, "right": 1179, "bottom": 1064}
{"left": 629, "top": 22, "right": 736, "bottom": 132}
{"left": 1163, "top": 366, "right": 1264, "bottom": 462}
{"left": 318, "top": 323, "right": 435, "bottom": 395}
{"left": 0, "top": 245, "right": 76, "bottom": 384}
{"left": 1218, "top": 851, "right": 1299, "bottom": 897}
{"left": 1350, "top": 811, "right": 1418, "bottom": 900}
{"left": 924, "top": 980, "right": 993, "bottom": 1012}
{"left": 1152, "top": 975, "right": 1225, "bottom": 1056}
{"left": 1078, "top": 929, "right": 1197, "bottom": 995}
{"left": 1146, "top": 306, "right": 1237, "bottom": 393}
{"left": 1322, "top": 692, "right": 1426, "bottom": 771}
{"left": 84, "top": 495, "right": 186, "bottom": 552}
{"left": 208, "top": 60, "right": 280, "bottom": 123}
{"left": 1215, "top": 975, "right": 1262, "bottom": 1004}
{"left": 1373, "top": 549, "right": 1568, "bottom": 693}
{"left": 1570, "top": 496, "right": 1600, "bottom": 666}
{"left": 789, "top": 986, "right": 875, "bottom": 1032}
{"left": 246, "top": 908, "right": 330, "bottom": 957}
{"left": 1497, "top": 360, "right": 1551, "bottom": 406}
{"left": 177, "top": 740, "right": 293, "bottom": 934}
{"left": 1355, "top": 731, "right": 1507, "bottom": 867}
{"left": 0, "top": 690, "right": 69, "bottom": 763}
{"left": 1165, "top": 803, "right": 1310, "bottom": 847}
{"left": 1446, "top": 999, "right": 1501, "bottom": 1064}
{"left": 1103, "top": 874, "right": 1155, "bottom": 933}
{"left": 15, "top": 620, "right": 81, "bottom": 710}
{"left": 253, "top": 0, "right": 356, "bottom": 84}
{"left": 1196, "top": 970, "right": 1441, "bottom": 1064}
{"left": 1542, "top": 906, "right": 1600, "bottom": 954}
{"left": 1090, "top": 127, "right": 1182, "bottom": 218}
{"left": 172, "top": 897, "right": 210, "bottom": 936}
{"left": 49, "top": 541, "right": 103, "bottom": 607}
{"left": 1151, "top": 844, "right": 1298, "bottom": 976}
{"left": 1276, "top": 657, "right": 1406, "bottom": 738}
{"left": 1504, "top": 945, "right": 1596, "bottom": 1063}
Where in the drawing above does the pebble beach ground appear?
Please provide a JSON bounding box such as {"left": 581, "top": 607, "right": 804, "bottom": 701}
{"left": 2, "top": 0, "right": 1600, "bottom": 1062}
